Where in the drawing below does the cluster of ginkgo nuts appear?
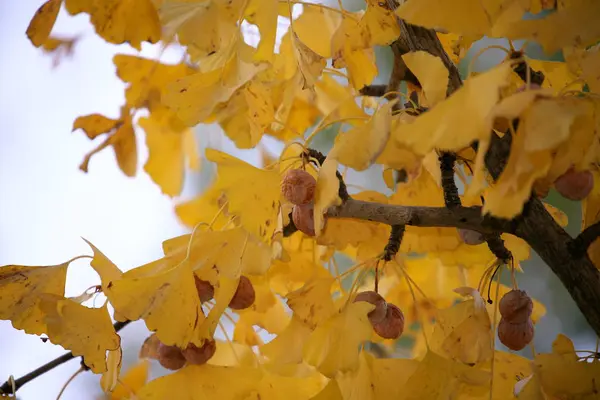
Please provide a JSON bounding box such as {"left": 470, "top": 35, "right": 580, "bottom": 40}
{"left": 156, "top": 275, "right": 256, "bottom": 370}
{"left": 498, "top": 289, "right": 534, "bottom": 351}
{"left": 281, "top": 169, "right": 318, "bottom": 236}
{"left": 353, "top": 291, "right": 405, "bottom": 339}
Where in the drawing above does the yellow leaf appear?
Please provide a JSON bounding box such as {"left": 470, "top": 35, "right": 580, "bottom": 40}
{"left": 139, "top": 108, "right": 197, "bottom": 197}
{"left": 396, "top": 0, "right": 492, "bottom": 36}
{"left": 314, "top": 74, "right": 367, "bottom": 126}
{"left": 105, "top": 259, "right": 203, "bottom": 347}
{"left": 402, "top": 351, "right": 489, "bottom": 399}
{"left": 72, "top": 113, "right": 120, "bottom": 139}
{"left": 111, "top": 359, "right": 149, "bottom": 400}
{"left": 310, "top": 379, "right": 343, "bottom": 400}
{"left": 303, "top": 301, "right": 375, "bottom": 377}
{"left": 164, "top": 43, "right": 266, "bottom": 126}
{"left": 174, "top": 180, "right": 228, "bottom": 229}
{"left": 158, "top": 0, "right": 241, "bottom": 62}
{"left": 286, "top": 277, "right": 336, "bottom": 329}
{"left": 330, "top": 101, "right": 394, "bottom": 171}
{"left": 0, "top": 261, "right": 70, "bottom": 335}
{"left": 402, "top": 51, "right": 449, "bottom": 106}
{"left": 247, "top": 0, "right": 278, "bottom": 62}
{"left": 77, "top": 109, "right": 138, "bottom": 177}
{"left": 206, "top": 148, "right": 281, "bottom": 241}
{"left": 580, "top": 48, "right": 600, "bottom": 93}
{"left": 336, "top": 351, "right": 375, "bottom": 400}
{"left": 291, "top": 32, "right": 326, "bottom": 90}
{"left": 393, "top": 62, "right": 512, "bottom": 155}
{"left": 101, "top": 347, "right": 123, "bottom": 393}
{"left": 208, "top": 340, "right": 258, "bottom": 367}
{"left": 493, "top": 0, "right": 600, "bottom": 54}
{"left": 113, "top": 55, "right": 195, "bottom": 111}
{"left": 527, "top": 58, "right": 583, "bottom": 93}
{"left": 82, "top": 238, "right": 123, "bottom": 290}
{"left": 360, "top": 0, "right": 400, "bottom": 46}
{"left": 26, "top": 0, "right": 62, "bottom": 47}
{"left": 430, "top": 288, "right": 493, "bottom": 365}
{"left": 261, "top": 316, "right": 313, "bottom": 364}
{"left": 372, "top": 356, "right": 420, "bottom": 399}
{"left": 137, "top": 364, "right": 263, "bottom": 399}
{"left": 314, "top": 157, "right": 342, "bottom": 237}
{"left": 70, "top": 0, "right": 161, "bottom": 50}
{"left": 533, "top": 334, "right": 600, "bottom": 398}
{"left": 294, "top": 6, "right": 342, "bottom": 58}
{"left": 40, "top": 297, "right": 120, "bottom": 373}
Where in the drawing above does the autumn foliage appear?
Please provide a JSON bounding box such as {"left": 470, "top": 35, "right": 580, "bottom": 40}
{"left": 2, "top": 0, "right": 600, "bottom": 398}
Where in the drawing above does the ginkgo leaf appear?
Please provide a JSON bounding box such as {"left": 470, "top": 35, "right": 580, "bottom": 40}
{"left": 291, "top": 32, "right": 326, "bottom": 90}
{"left": 303, "top": 301, "right": 375, "bottom": 377}
{"left": 371, "top": 356, "right": 420, "bottom": 399}
{"left": 164, "top": 43, "right": 266, "bottom": 126}
{"left": 330, "top": 101, "right": 394, "bottom": 171}
{"left": 40, "top": 296, "right": 120, "bottom": 373}
{"left": 533, "top": 334, "right": 600, "bottom": 398}
{"left": 293, "top": 6, "right": 342, "bottom": 58}
{"left": 68, "top": 0, "right": 161, "bottom": 50}
{"left": 139, "top": 107, "right": 198, "bottom": 197}
{"left": 72, "top": 113, "right": 121, "bottom": 139}
{"left": 393, "top": 62, "right": 512, "bottom": 155}
{"left": 286, "top": 277, "right": 336, "bottom": 329}
{"left": 101, "top": 347, "right": 123, "bottom": 393}
{"left": 314, "top": 157, "right": 342, "bottom": 237}
{"left": 310, "top": 379, "right": 343, "bottom": 400}
{"left": 205, "top": 148, "right": 280, "bottom": 240}
{"left": 208, "top": 340, "right": 258, "bottom": 367}
{"left": 26, "top": 0, "right": 62, "bottom": 47}
{"left": 113, "top": 55, "right": 196, "bottom": 111}
{"left": 82, "top": 238, "right": 123, "bottom": 290}
{"left": 175, "top": 180, "right": 229, "bottom": 229}
{"left": 402, "top": 51, "right": 449, "bottom": 106}
{"left": 360, "top": 0, "right": 400, "bottom": 46}
{"left": 493, "top": 0, "right": 600, "bottom": 54}
{"left": 261, "top": 316, "right": 313, "bottom": 364}
{"left": 246, "top": 0, "right": 278, "bottom": 62}
{"left": 335, "top": 351, "right": 374, "bottom": 400}
{"left": 396, "top": 0, "right": 492, "bottom": 36}
{"left": 430, "top": 288, "right": 493, "bottom": 365}
{"left": 76, "top": 108, "right": 138, "bottom": 177}
{"left": 136, "top": 364, "right": 263, "bottom": 399}
{"left": 0, "top": 260, "right": 72, "bottom": 335}
{"left": 110, "top": 359, "right": 149, "bottom": 400}
{"left": 105, "top": 259, "right": 203, "bottom": 347}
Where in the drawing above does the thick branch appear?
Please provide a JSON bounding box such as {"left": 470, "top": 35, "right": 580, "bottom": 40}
{"left": 570, "top": 220, "right": 600, "bottom": 258}
{"left": 327, "top": 199, "right": 512, "bottom": 234}
{"left": 0, "top": 320, "right": 131, "bottom": 395}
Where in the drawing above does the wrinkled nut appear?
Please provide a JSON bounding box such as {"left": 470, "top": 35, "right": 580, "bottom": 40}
{"left": 182, "top": 339, "right": 217, "bottom": 365}
{"left": 194, "top": 275, "right": 215, "bottom": 303}
{"left": 498, "top": 318, "right": 534, "bottom": 351}
{"left": 292, "top": 204, "right": 316, "bottom": 237}
{"left": 499, "top": 289, "right": 533, "bottom": 323}
{"left": 372, "top": 303, "right": 405, "bottom": 340}
{"left": 354, "top": 291, "right": 388, "bottom": 324}
{"left": 229, "top": 275, "right": 256, "bottom": 310}
{"left": 554, "top": 168, "right": 593, "bottom": 201}
{"left": 139, "top": 334, "right": 161, "bottom": 359}
{"left": 458, "top": 228, "right": 485, "bottom": 246}
{"left": 157, "top": 342, "right": 186, "bottom": 370}
{"left": 281, "top": 169, "right": 317, "bottom": 205}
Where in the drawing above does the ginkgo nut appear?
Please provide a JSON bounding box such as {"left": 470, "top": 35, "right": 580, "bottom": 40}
{"left": 194, "top": 275, "right": 215, "bottom": 303}
{"left": 354, "top": 291, "right": 388, "bottom": 323}
{"left": 292, "top": 204, "right": 316, "bottom": 237}
{"left": 281, "top": 169, "right": 317, "bottom": 205}
{"left": 554, "top": 168, "right": 593, "bottom": 201}
{"left": 457, "top": 229, "right": 485, "bottom": 246}
{"left": 182, "top": 339, "right": 217, "bottom": 365}
{"left": 157, "top": 342, "right": 186, "bottom": 370}
{"left": 498, "top": 318, "right": 534, "bottom": 351}
{"left": 229, "top": 276, "right": 255, "bottom": 310}
{"left": 499, "top": 289, "right": 533, "bottom": 324}
{"left": 372, "top": 303, "right": 405, "bottom": 340}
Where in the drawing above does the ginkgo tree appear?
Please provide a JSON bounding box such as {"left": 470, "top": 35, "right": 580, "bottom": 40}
{"left": 2, "top": 0, "right": 600, "bottom": 398}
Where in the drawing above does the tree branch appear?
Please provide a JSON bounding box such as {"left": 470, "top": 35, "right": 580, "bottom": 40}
{"left": 0, "top": 320, "right": 131, "bottom": 395}
{"left": 570, "top": 220, "right": 600, "bottom": 258}
{"left": 326, "top": 199, "right": 512, "bottom": 234}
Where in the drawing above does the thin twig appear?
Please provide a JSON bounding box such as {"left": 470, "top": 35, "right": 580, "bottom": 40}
{"left": 570, "top": 220, "right": 600, "bottom": 258}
